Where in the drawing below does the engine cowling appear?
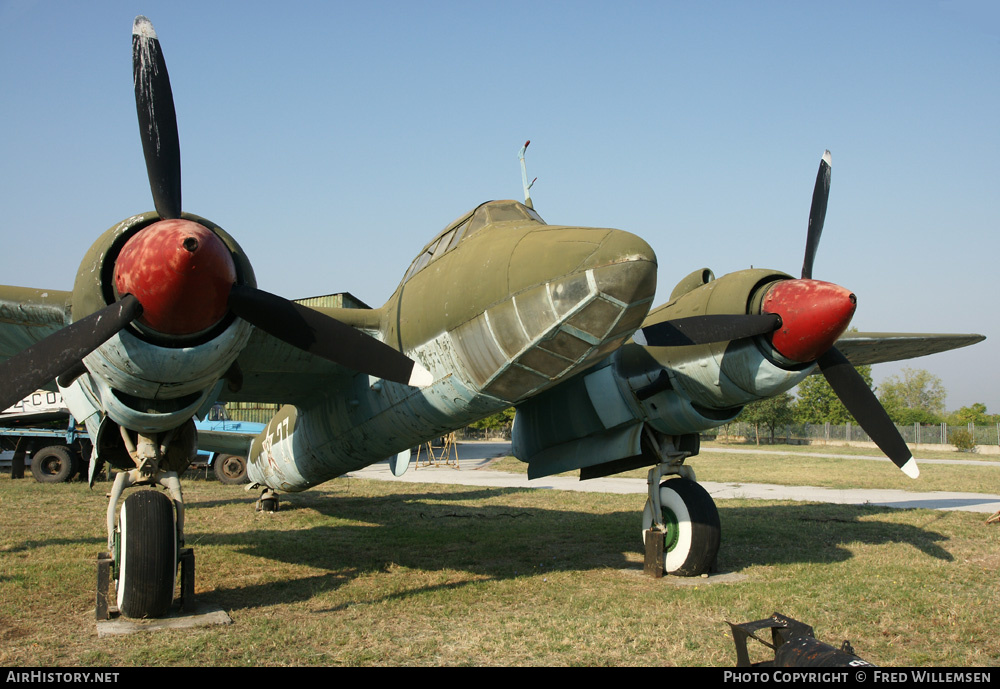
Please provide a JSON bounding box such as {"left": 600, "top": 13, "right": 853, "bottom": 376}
{"left": 63, "top": 212, "right": 255, "bottom": 438}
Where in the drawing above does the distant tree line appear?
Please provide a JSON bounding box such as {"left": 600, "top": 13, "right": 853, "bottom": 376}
{"left": 738, "top": 364, "right": 999, "bottom": 444}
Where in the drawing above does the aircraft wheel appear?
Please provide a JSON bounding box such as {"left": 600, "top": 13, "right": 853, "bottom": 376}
{"left": 641, "top": 477, "right": 720, "bottom": 576}
{"left": 213, "top": 454, "right": 248, "bottom": 484}
{"left": 29, "top": 445, "right": 75, "bottom": 483}
{"left": 257, "top": 492, "right": 279, "bottom": 512}
{"left": 115, "top": 490, "right": 177, "bottom": 618}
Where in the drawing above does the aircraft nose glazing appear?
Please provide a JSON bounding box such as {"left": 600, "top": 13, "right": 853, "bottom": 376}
{"left": 449, "top": 228, "right": 657, "bottom": 402}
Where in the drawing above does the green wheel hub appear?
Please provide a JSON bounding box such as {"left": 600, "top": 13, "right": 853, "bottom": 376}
{"left": 661, "top": 507, "right": 680, "bottom": 552}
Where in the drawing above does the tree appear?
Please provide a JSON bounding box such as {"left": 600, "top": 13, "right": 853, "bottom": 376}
{"left": 738, "top": 393, "right": 794, "bottom": 444}
{"left": 793, "top": 364, "right": 873, "bottom": 425}
{"left": 948, "top": 402, "right": 999, "bottom": 426}
{"left": 468, "top": 407, "right": 516, "bottom": 437}
{"left": 878, "top": 368, "right": 946, "bottom": 425}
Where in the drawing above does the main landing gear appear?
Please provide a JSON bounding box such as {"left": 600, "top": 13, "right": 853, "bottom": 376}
{"left": 640, "top": 431, "right": 721, "bottom": 577}
{"left": 97, "top": 425, "right": 196, "bottom": 619}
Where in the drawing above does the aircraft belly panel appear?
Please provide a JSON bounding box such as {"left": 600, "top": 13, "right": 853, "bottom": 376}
{"left": 512, "top": 359, "right": 643, "bottom": 474}
{"left": 525, "top": 422, "right": 643, "bottom": 479}
{"left": 584, "top": 365, "right": 636, "bottom": 429}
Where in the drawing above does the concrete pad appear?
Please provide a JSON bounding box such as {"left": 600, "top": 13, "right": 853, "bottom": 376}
{"left": 96, "top": 603, "right": 232, "bottom": 637}
{"left": 347, "top": 442, "right": 1000, "bottom": 515}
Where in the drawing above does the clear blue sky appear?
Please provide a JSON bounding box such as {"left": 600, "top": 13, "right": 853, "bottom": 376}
{"left": 1, "top": 1, "right": 997, "bottom": 412}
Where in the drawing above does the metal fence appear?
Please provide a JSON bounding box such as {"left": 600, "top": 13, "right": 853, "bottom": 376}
{"left": 718, "top": 421, "right": 1000, "bottom": 448}
{"left": 226, "top": 402, "right": 998, "bottom": 450}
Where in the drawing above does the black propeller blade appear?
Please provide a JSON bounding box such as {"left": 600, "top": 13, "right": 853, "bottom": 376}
{"left": 129, "top": 18, "right": 429, "bottom": 387}
{"left": 0, "top": 16, "right": 184, "bottom": 409}
{"left": 0, "top": 295, "right": 143, "bottom": 412}
{"left": 228, "top": 285, "right": 432, "bottom": 387}
{"left": 133, "top": 15, "right": 182, "bottom": 220}
{"left": 632, "top": 150, "right": 917, "bottom": 477}
{"left": 801, "top": 150, "right": 831, "bottom": 280}
{"left": 0, "top": 16, "right": 430, "bottom": 408}
{"left": 633, "top": 313, "right": 781, "bottom": 347}
{"left": 817, "top": 347, "right": 918, "bottom": 477}
{"left": 800, "top": 151, "right": 915, "bottom": 475}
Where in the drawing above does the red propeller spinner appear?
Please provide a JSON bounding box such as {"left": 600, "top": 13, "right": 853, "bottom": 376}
{"left": 761, "top": 279, "right": 856, "bottom": 363}
{"left": 113, "top": 219, "right": 236, "bottom": 335}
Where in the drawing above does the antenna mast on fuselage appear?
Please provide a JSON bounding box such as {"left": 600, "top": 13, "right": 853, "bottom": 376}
{"left": 518, "top": 140, "right": 537, "bottom": 209}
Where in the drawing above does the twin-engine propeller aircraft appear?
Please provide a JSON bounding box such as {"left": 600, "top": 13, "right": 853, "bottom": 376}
{"left": 0, "top": 17, "right": 984, "bottom": 618}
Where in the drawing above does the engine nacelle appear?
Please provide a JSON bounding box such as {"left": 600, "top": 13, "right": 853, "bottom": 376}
{"left": 246, "top": 402, "right": 397, "bottom": 493}
{"left": 63, "top": 212, "right": 256, "bottom": 435}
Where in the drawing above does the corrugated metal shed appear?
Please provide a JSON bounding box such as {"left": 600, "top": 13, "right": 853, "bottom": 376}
{"left": 292, "top": 292, "right": 371, "bottom": 310}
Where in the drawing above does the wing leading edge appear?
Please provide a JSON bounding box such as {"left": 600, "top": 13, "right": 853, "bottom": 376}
{"left": 0, "top": 286, "right": 71, "bottom": 362}
{"left": 834, "top": 331, "right": 985, "bottom": 367}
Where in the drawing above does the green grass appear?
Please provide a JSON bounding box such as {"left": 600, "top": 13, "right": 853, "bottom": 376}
{"left": 1, "top": 465, "right": 998, "bottom": 667}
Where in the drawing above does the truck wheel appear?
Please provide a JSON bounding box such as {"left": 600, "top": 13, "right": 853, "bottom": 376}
{"left": 30, "top": 445, "right": 75, "bottom": 483}
{"left": 115, "top": 490, "right": 177, "bottom": 618}
{"left": 213, "top": 454, "right": 248, "bottom": 484}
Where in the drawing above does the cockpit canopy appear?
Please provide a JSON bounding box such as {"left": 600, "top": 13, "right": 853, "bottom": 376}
{"left": 402, "top": 200, "right": 545, "bottom": 283}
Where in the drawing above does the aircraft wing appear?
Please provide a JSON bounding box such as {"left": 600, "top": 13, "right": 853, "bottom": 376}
{"left": 834, "top": 331, "right": 985, "bottom": 366}
{"left": 0, "top": 287, "right": 71, "bottom": 364}
{"left": 219, "top": 326, "right": 357, "bottom": 406}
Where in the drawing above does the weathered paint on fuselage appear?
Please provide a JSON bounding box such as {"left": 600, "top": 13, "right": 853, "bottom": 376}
{"left": 246, "top": 200, "right": 658, "bottom": 492}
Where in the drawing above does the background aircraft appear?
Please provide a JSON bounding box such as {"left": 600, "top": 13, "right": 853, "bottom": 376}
{"left": 0, "top": 17, "right": 984, "bottom": 618}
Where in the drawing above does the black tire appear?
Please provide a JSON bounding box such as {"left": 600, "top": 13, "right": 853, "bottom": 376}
{"left": 116, "top": 490, "right": 177, "bottom": 618}
{"left": 641, "top": 478, "right": 720, "bottom": 576}
{"left": 213, "top": 454, "right": 248, "bottom": 484}
{"left": 29, "top": 445, "right": 75, "bottom": 483}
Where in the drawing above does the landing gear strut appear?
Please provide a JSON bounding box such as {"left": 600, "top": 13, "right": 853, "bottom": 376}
{"left": 640, "top": 429, "right": 721, "bottom": 576}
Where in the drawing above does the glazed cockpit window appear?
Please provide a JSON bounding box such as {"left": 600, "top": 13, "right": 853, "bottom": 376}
{"left": 486, "top": 202, "right": 527, "bottom": 223}
{"left": 403, "top": 201, "right": 545, "bottom": 283}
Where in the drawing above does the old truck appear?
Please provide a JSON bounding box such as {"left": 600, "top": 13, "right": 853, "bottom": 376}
{"left": 1, "top": 393, "right": 264, "bottom": 483}
{"left": 0, "top": 390, "right": 90, "bottom": 482}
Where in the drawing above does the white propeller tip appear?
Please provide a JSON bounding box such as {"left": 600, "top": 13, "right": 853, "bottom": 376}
{"left": 632, "top": 329, "right": 648, "bottom": 347}
{"left": 822, "top": 150, "right": 832, "bottom": 167}
{"left": 408, "top": 363, "right": 434, "bottom": 388}
{"left": 900, "top": 456, "right": 919, "bottom": 479}
{"left": 133, "top": 16, "right": 157, "bottom": 39}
